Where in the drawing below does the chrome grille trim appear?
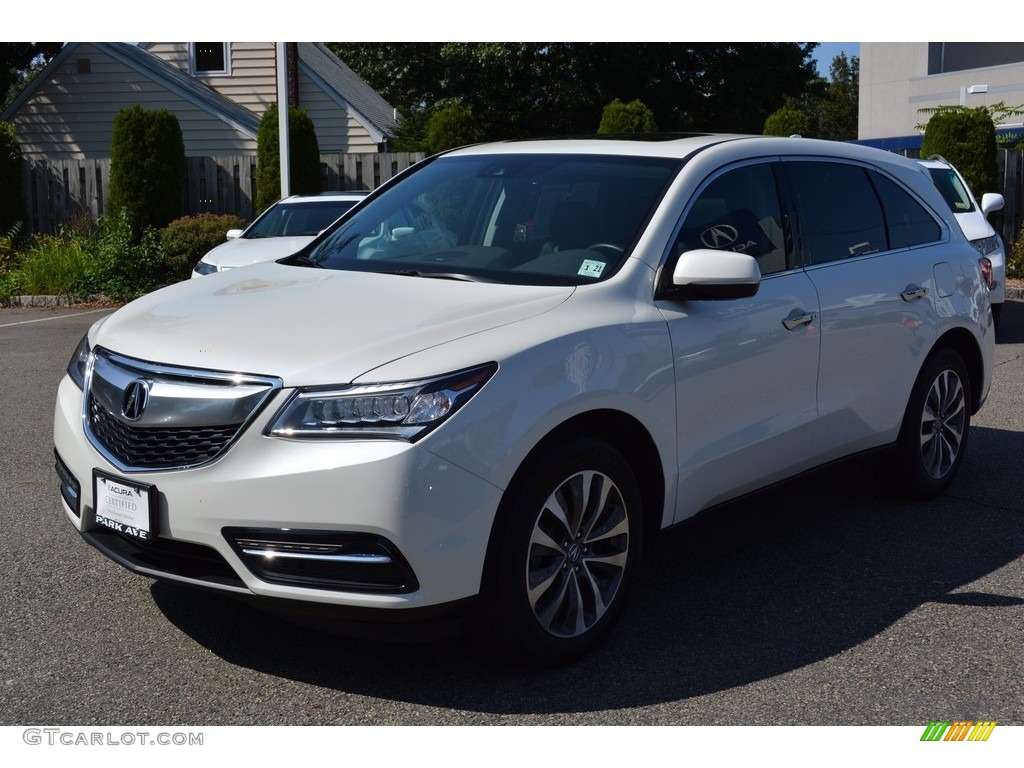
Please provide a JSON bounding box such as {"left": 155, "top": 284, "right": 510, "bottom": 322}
{"left": 83, "top": 348, "right": 282, "bottom": 472}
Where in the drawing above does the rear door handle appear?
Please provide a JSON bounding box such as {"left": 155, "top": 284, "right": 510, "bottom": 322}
{"left": 901, "top": 285, "right": 928, "bottom": 302}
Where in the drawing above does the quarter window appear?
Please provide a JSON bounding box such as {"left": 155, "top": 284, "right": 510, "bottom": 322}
{"left": 675, "top": 163, "right": 790, "bottom": 275}
{"left": 871, "top": 172, "right": 941, "bottom": 249}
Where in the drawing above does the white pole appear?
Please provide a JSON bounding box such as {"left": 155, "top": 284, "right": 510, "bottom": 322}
{"left": 276, "top": 42, "right": 290, "bottom": 199}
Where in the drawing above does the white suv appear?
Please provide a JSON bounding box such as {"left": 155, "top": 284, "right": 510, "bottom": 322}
{"left": 191, "top": 192, "right": 368, "bottom": 277}
{"left": 917, "top": 156, "right": 1006, "bottom": 326}
{"left": 55, "top": 136, "right": 994, "bottom": 664}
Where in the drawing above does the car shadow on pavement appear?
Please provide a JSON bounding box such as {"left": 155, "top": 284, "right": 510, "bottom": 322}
{"left": 151, "top": 422, "right": 1024, "bottom": 716}
{"left": 996, "top": 297, "right": 1024, "bottom": 344}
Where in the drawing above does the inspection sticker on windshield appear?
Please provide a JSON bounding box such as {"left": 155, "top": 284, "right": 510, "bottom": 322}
{"left": 579, "top": 260, "right": 606, "bottom": 278}
{"left": 93, "top": 471, "right": 156, "bottom": 542}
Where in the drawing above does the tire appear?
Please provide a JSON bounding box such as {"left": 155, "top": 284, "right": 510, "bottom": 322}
{"left": 478, "top": 438, "right": 644, "bottom": 666}
{"left": 895, "top": 348, "right": 971, "bottom": 498}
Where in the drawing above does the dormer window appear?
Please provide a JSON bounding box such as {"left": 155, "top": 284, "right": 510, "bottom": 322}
{"left": 190, "top": 43, "right": 229, "bottom": 75}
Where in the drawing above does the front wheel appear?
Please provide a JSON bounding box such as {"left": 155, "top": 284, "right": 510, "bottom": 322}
{"left": 478, "top": 438, "right": 644, "bottom": 666}
{"left": 895, "top": 348, "right": 971, "bottom": 498}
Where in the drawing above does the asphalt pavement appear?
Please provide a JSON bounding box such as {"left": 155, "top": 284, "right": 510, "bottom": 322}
{"left": 1, "top": 301, "right": 1021, "bottom": 727}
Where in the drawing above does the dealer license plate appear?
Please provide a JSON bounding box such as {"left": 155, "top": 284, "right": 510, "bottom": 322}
{"left": 93, "top": 471, "right": 156, "bottom": 542}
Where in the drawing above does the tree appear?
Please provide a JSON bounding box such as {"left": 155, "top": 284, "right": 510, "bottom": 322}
{"left": 255, "top": 103, "right": 321, "bottom": 214}
{"left": 817, "top": 54, "right": 859, "bottom": 141}
{"left": 597, "top": 98, "right": 658, "bottom": 134}
{"left": 107, "top": 105, "right": 185, "bottom": 234}
{"left": 327, "top": 43, "right": 818, "bottom": 140}
{"left": 1, "top": 42, "right": 63, "bottom": 109}
{"left": 763, "top": 100, "right": 812, "bottom": 137}
{"left": 919, "top": 107, "right": 998, "bottom": 195}
{"left": 425, "top": 104, "right": 483, "bottom": 154}
{"left": 0, "top": 121, "right": 26, "bottom": 233}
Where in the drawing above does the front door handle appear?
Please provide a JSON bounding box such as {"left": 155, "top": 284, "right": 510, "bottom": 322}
{"left": 901, "top": 285, "right": 928, "bottom": 302}
{"left": 782, "top": 310, "right": 815, "bottom": 330}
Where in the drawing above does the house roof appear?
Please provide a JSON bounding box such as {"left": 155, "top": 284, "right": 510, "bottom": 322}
{"left": 297, "top": 43, "right": 398, "bottom": 143}
{"left": 2, "top": 42, "right": 261, "bottom": 138}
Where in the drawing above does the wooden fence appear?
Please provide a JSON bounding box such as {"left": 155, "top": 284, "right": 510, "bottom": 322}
{"left": 19, "top": 151, "right": 426, "bottom": 234}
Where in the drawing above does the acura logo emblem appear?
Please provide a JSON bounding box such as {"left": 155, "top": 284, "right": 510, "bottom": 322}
{"left": 701, "top": 224, "right": 739, "bottom": 249}
{"left": 121, "top": 379, "right": 150, "bottom": 421}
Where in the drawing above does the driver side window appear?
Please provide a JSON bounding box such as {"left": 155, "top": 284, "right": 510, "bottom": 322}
{"left": 675, "top": 163, "right": 789, "bottom": 275}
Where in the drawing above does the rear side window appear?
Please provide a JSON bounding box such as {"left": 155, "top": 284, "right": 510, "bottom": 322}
{"left": 871, "top": 172, "right": 942, "bottom": 248}
{"left": 786, "top": 162, "right": 887, "bottom": 264}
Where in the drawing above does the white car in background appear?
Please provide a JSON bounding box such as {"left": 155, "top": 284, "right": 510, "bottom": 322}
{"left": 56, "top": 136, "right": 994, "bottom": 665}
{"left": 917, "top": 156, "right": 1006, "bottom": 326}
{"left": 191, "top": 192, "right": 368, "bottom": 277}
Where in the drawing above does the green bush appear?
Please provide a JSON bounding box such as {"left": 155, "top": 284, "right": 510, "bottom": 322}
{"left": 597, "top": 99, "right": 658, "bottom": 134}
{"left": 763, "top": 103, "right": 811, "bottom": 137}
{"left": 84, "top": 211, "right": 171, "bottom": 300}
{"left": 0, "top": 121, "right": 26, "bottom": 234}
{"left": 162, "top": 213, "right": 246, "bottom": 281}
{"left": 107, "top": 105, "right": 186, "bottom": 234}
{"left": 425, "top": 104, "right": 483, "bottom": 154}
{"left": 1007, "top": 224, "right": 1024, "bottom": 281}
{"left": 920, "top": 108, "right": 998, "bottom": 196}
{"left": 255, "top": 103, "right": 322, "bottom": 215}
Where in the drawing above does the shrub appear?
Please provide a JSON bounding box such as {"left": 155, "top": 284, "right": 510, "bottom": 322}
{"left": 256, "top": 103, "right": 322, "bottom": 215}
{"left": 425, "top": 104, "right": 483, "bottom": 154}
{"left": 107, "top": 105, "right": 186, "bottom": 234}
{"left": 763, "top": 103, "right": 811, "bottom": 137}
{"left": 161, "top": 213, "right": 246, "bottom": 280}
{"left": 920, "top": 108, "right": 998, "bottom": 196}
{"left": 84, "top": 211, "right": 171, "bottom": 300}
{"left": 1007, "top": 223, "right": 1024, "bottom": 281}
{"left": 0, "top": 121, "right": 26, "bottom": 234}
{"left": 597, "top": 99, "right": 658, "bottom": 135}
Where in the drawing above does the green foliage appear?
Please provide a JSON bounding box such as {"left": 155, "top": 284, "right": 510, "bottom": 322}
{"left": 425, "top": 104, "right": 484, "bottom": 154}
{"left": 255, "top": 103, "right": 322, "bottom": 215}
{"left": 161, "top": 213, "right": 245, "bottom": 281}
{"left": 1, "top": 42, "right": 62, "bottom": 109}
{"left": 390, "top": 107, "right": 430, "bottom": 152}
{"left": 327, "top": 42, "right": 818, "bottom": 138}
{"left": 817, "top": 54, "right": 859, "bottom": 141}
{"left": 597, "top": 99, "right": 658, "bottom": 134}
{"left": 1007, "top": 223, "right": 1024, "bottom": 281}
{"left": 0, "top": 121, "right": 27, "bottom": 233}
{"left": 763, "top": 101, "right": 811, "bottom": 137}
{"left": 107, "top": 105, "right": 186, "bottom": 234}
{"left": 919, "top": 108, "right": 998, "bottom": 196}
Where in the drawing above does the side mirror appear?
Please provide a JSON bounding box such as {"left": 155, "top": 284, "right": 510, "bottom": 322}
{"left": 980, "top": 192, "right": 1004, "bottom": 218}
{"left": 667, "top": 249, "right": 761, "bottom": 300}
{"left": 226, "top": 229, "right": 243, "bottom": 240}
{"left": 391, "top": 226, "right": 416, "bottom": 240}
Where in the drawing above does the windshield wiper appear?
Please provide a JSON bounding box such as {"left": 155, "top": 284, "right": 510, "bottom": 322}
{"left": 388, "top": 269, "right": 496, "bottom": 283}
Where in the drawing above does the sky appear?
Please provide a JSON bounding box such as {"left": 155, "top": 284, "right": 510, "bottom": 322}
{"left": 814, "top": 43, "right": 860, "bottom": 78}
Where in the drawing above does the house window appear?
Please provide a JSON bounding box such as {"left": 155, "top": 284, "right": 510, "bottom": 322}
{"left": 191, "top": 43, "right": 229, "bottom": 75}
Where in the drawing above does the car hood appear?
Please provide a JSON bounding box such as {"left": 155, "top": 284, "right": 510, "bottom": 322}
{"left": 202, "top": 236, "right": 316, "bottom": 269}
{"left": 93, "top": 263, "right": 574, "bottom": 385}
{"left": 953, "top": 211, "right": 996, "bottom": 243}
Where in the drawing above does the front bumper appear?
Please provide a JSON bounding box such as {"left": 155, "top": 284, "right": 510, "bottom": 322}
{"left": 54, "top": 374, "right": 503, "bottom": 619}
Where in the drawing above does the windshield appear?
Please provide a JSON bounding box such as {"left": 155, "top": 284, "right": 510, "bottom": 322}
{"left": 303, "top": 154, "right": 681, "bottom": 285}
{"left": 245, "top": 200, "right": 361, "bottom": 238}
{"left": 927, "top": 167, "right": 975, "bottom": 214}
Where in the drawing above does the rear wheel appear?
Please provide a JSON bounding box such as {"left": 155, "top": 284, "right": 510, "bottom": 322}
{"left": 479, "top": 438, "right": 643, "bottom": 665}
{"left": 895, "top": 348, "right": 971, "bottom": 498}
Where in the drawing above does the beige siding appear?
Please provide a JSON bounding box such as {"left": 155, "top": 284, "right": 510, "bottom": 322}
{"left": 298, "top": 70, "right": 378, "bottom": 153}
{"left": 147, "top": 42, "right": 278, "bottom": 117}
{"left": 10, "top": 44, "right": 256, "bottom": 159}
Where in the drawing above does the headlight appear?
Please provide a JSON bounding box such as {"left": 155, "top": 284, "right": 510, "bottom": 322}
{"left": 970, "top": 235, "right": 1000, "bottom": 258}
{"left": 193, "top": 259, "right": 218, "bottom": 275}
{"left": 268, "top": 363, "right": 498, "bottom": 442}
{"left": 66, "top": 334, "right": 92, "bottom": 390}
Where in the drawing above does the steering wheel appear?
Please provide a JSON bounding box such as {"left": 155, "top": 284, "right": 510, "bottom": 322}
{"left": 586, "top": 242, "right": 624, "bottom": 254}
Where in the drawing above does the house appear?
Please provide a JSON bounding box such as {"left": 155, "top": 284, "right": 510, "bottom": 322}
{"left": 2, "top": 42, "right": 398, "bottom": 158}
{"left": 858, "top": 42, "right": 1024, "bottom": 151}
{"left": 2, "top": 42, "right": 407, "bottom": 229}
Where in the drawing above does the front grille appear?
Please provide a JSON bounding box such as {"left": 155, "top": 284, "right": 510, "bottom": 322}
{"left": 89, "top": 394, "right": 238, "bottom": 469}
{"left": 83, "top": 348, "right": 281, "bottom": 472}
